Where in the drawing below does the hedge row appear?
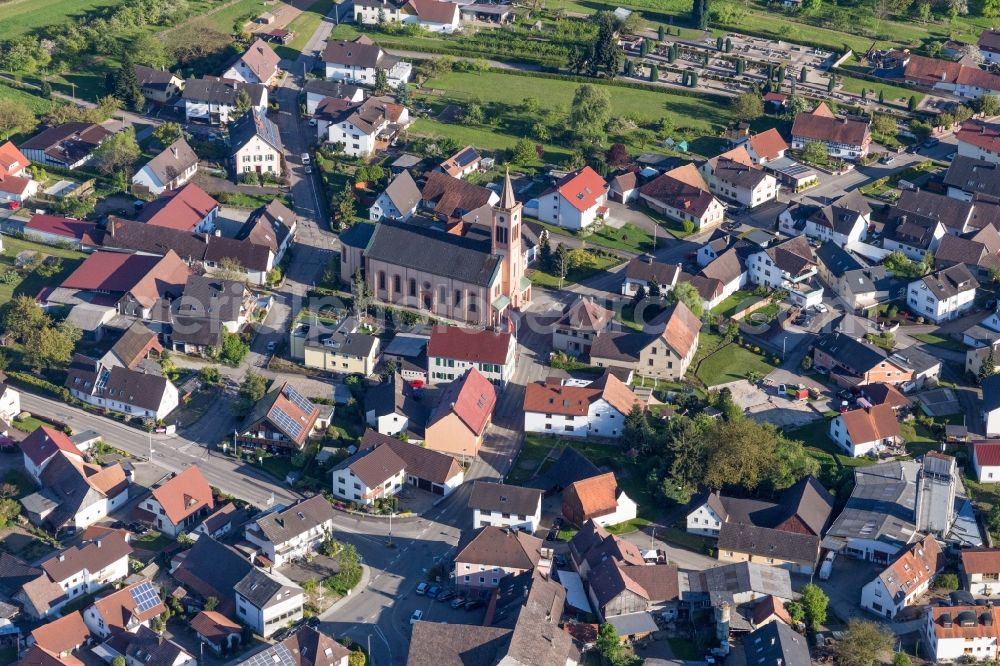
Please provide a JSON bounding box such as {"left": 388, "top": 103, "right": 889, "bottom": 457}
{"left": 5, "top": 371, "right": 72, "bottom": 403}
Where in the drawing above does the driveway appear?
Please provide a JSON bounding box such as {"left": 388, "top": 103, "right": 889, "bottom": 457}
{"left": 722, "top": 377, "right": 823, "bottom": 428}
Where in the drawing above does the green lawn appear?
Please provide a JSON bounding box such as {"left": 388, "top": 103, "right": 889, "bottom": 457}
{"left": 837, "top": 72, "right": 924, "bottom": 109}
{"left": 276, "top": 0, "right": 336, "bottom": 59}
{"left": 0, "top": 237, "right": 86, "bottom": 308}
{"left": 0, "top": 82, "right": 56, "bottom": 117}
{"left": 200, "top": 0, "right": 273, "bottom": 33}
{"left": 528, "top": 252, "right": 621, "bottom": 288}
{"left": 693, "top": 332, "right": 777, "bottom": 387}
{"left": 0, "top": 0, "right": 125, "bottom": 38}
{"left": 133, "top": 531, "right": 173, "bottom": 552}
{"left": 507, "top": 434, "right": 559, "bottom": 485}
{"left": 710, "top": 290, "right": 758, "bottom": 318}
{"left": 532, "top": 219, "right": 661, "bottom": 255}
{"left": 410, "top": 118, "right": 573, "bottom": 164}
{"left": 911, "top": 332, "right": 967, "bottom": 353}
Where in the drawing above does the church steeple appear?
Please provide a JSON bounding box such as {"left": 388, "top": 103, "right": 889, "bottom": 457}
{"left": 499, "top": 168, "right": 516, "bottom": 210}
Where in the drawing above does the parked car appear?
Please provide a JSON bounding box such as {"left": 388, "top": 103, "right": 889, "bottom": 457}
{"left": 815, "top": 303, "right": 828, "bottom": 313}
{"left": 415, "top": 582, "right": 428, "bottom": 595}
{"left": 301, "top": 152, "right": 311, "bottom": 165}
{"left": 437, "top": 590, "right": 455, "bottom": 602}
{"left": 923, "top": 137, "right": 940, "bottom": 148}
{"left": 304, "top": 165, "right": 313, "bottom": 174}
{"left": 450, "top": 597, "right": 466, "bottom": 609}
{"left": 464, "top": 599, "right": 485, "bottom": 611}
{"left": 426, "top": 585, "right": 441, "bottom": 599}
{"left": 879, "top": 154, "right": 895, "bottom": 164}
{"left": 308, "top": 118, "right": 317, "bottom": 127}
{"left": 409, "top": 610, "right": 423, "bottom": 624}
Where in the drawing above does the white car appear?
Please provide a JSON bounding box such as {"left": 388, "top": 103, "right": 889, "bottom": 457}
{"left": 301, "top": 152, "right": 311, "bottom": 165}
{"left": 815, "top": 303, "right": 828, "bottom": 313}
{"left": 308, "top": 118, "right": 317, "bottom": 127}
{"left": 409, "top": 610, "right": 423, "bottom": 625}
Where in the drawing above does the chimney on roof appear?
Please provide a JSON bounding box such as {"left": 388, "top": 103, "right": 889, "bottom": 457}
{"left": 171, "top": 146, "right": 178, "bottom": 159}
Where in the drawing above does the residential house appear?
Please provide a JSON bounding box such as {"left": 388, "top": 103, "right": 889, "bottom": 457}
{"left": 698, "top": 246, "right": 748, "bottom": 304}
{"left": 956, "top": 119, "right": 1000, "bottom": 165}
{"left": 683, "top": 561, "right": 796, "bottom": 609}
{"left": 83, "top": 581, "right": 166, "bottom": 638}
{"left": 742, "top": 623, "right": 812, "bottom": 666}
{"left": 330, "top": 444, "right": 406, "bottom": 506}
{"left": 230, "top": 108, "right": 283, "bottom": 179}
{"left": 223, "top": 38, "right": 281, "bottom": 86}
{"left": 812, "top": 332, "right": 913, "bottom": 389}
{"left": 20, "top": 426, "right": 82, "bottom": 483}
{"left": 404, "top": 0, "right": 461, "bottom": 31}
{"left": 934, "top": 226, "right": 1000, "bottom": 281}
{"left": 190, "top": 611, "right": 242, "bottom": 655}
{"left": 0, "top": 381, "right": 19, "bottom": 425}
{"left": 234, "top": 627, "right": 350, "bottom": 666}
{"left": 924, "top": 605, "right": 1000, "bottom": 663}
{"left": 419, "top": 170, "right": 499, "bottom": 220}
{"left": 194, "top": 503, "right": 247, "bottom": 540}
{"left": 552, "top": 296, "right": 613, "bottom": 355}
{"left": 523, "top": 372, "right": 643, "bottom": 439}
{"left": 903, "top": 53, "right": 1000, "bottom": 99}
{"left": 969, "top": 341, "right": 1000, "bottom": 379}
{"left": 716, "top": 522, "right": 821, "bottom": 575}
{"left": 294, "top": 319, "right": 381, "bottom": 375}
{"left": 134, "top": 66, "right": 184, "bottom": 105}
{"left": 84, "top": 216, "right": 280, "bottom": 287}
{"left": 244, "top": 495, "right": 336, "bottom": 566}
{"left": 379, "top": 332, "right": 429, "bottom": 382}
{"left": 607, "top": 170, "right": 639, "bottom": 203}
{"left": 65, "top": 354, "right": 179, "bottom": 420}
{"left": 453, "top": 526, "right": 549, "bottom": 597}
{"left": 303, "top": 79, "right": 363, "bottom": 115}
{"left": 29, "top": 611, "right": 92, "bottom": 661}
{"left": 440, "top": 145, "right": 481, "bottom": 179}
{"left": 369, "top": 170, "right": 421, "bottom": 221}
{"left": 699, "top": 145, "right": 777, "bottom": 209}
{"left": 829, "top": 404, "right": 903, "bottom": 458}
{"left": 356, "top": 429, "right": 465, "bottom": 496}
{"left": 235, "top": 381, "right": 323, "bottom": 453}
{"left": 908, "top": 263, "right": 979, "bottom": 323}
{"left": 318, "top": 95, "right": 409, "bottom": 159}
{"left": 139, "top": 466, "right": 213, "bottom": 537}
{"left": 426, "top": 325, "right": 516, "bottom": 387}
{"left": 747, "top": 234, "right": 823, "bottom": 307}
{"left": 620, "top": 255, "right": 680, "bottom": 297}
{"left": 0, "top": 140, "right": 38, "bottom": 204}
{"left": 424, "top": 368, "right": 496, "bottom": 458}
{"left": 167, "top": 275, "right": 255, "bottom": 355}
{"left": 974, "top": 441, "right": 1000, "bottom": 483}
{"left": 586, "top": 557, "right": 680, "bottom": 623}
{"left": 131, "top": 139, "right": 199, "bottom": 196}
{"left": 590, "top": 301, "right": 701, "bottom": 381}
{"left": 944, "top": 155, "right": 1000, "bottom": 203}
{"left": 860, "top": 534, "right": 942, "bottom": 619}
{"left": 742, "top": 128, "right": 789, "bottom": 165}
{"left": 182, "top": 77, "right": 267, "bottom": 124}
{"left": 468, "top": 482, "right": 543, "bottom": 533}
{"left": 638, "top": 164, "right": 725, "bottom": 231}
{"left": 236, "top": 198, "right": 297, "bottom": 265}
{"left": 363, "top": 372, "right": 428, "bottom": 439}
{"left": 980, "top": 28, "right": 1000, "bottom": 63}
{"left": 537, "top": 166, "right": 608, "bottom": 230}
{"left": 569, "top": 520, "right": 645, "bottom": 579}
{"left": 961, "top": 548, "right": 1000, "bottom": 595}
{"left": 562, "top": 472, "right": 637, "bottom": 528}
{"left": 137, "top": 183, "right": 220, "bottom": 233}
{"left": 790, "top": 102, "right": 871, "bottom": 159}
{"left": 121, "top": 626, "right": 196, "bottom": 666}
{"left": 20, "top": 123, "right": 112, "bottom": 169}
{"left": 983, "top": 375, "right": 1000, "bottom": 436}
{"left": 172, "top": 536, "right": 304, "bottom": 637}
{"left": 897, "top": 188, "right": 1000, "bottom": 235}
{"left": 882, "top": 211, "right": 946, "bottom": 261}
{"left": 321, "top": 36, "right": 412, "bottom": 87}
{"left": 777, "top": 190, "right": 871, "bottom": 247}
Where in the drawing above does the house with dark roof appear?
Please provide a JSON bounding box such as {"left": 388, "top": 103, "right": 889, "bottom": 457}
{"left": 861, "top": 533, "right": 942, "bottom": 619}
{"left": 454, "top": 526, "right": 549, "bottom": 597}
{"left": 934, "top": 226, "right": 1000, "bottom": 281}
{"left": 699, "top": 145, "right": 778, "bottom": 209}
{"left": 331, "top": 444, "right": 407, "bottom": 506}
{"left": 829, "top": 404, "right": 903, "bottom": 458}
{"left": 356, "top": 429, "right": 465, "bottom": 495}
{"left": 234, "top": 626, "right": 350, "bottom": 666}
{"left": 19, "top": 123, "right": 112, "bottom": 169}
{"left": 778, "top": 189, "right": 871, "bottom": 247}
{"left": 563, "top": 471, "right": 637, "bottom": 528}
{"left": 742, "top": 622, "right": 812, "bottom": 665}
{"left": 322, "top": 36, "right": 412, "bottom": 87}
{"left": 427, "top": 325, "right": 517, "bottom": 387}
{"left": 132, "top": 138, "right": 199, "bottom": 196}
{"left": 224, "top": 38, "right": 281, "bottom": 86}
{"left": 303, "top": 79, "right": 363, "bottom": 115}
{"left": 523, "top": 372, "right": 643, "bottom": 439}
{"left": 237, "top": 198, "right": 296, "bottom": 263}
{"left": 244, "top": 495, "right": 336, "bottom": 566}
{"left": 117, "top": 625, "right": 195, "bottom": 666}
{"left": 984, "top": 375, "right": 1000, "bottom": 437}
{"left": 319, "top": 95, "right": 409, "bottom": 159}
{"left": 812, "top": 332, "right": 912, "bottom": 389}
{"left": 791, "top": 102, "right": 871, "bottom": 160}
{"left": 193, "top": 502, "right": 248, "bottom": 540}
{"left": 538, "top": 166, "right": 608, "bottom": 230}
{"left": 747, "top": 234, "right": 823, "bottom": 307}
{"left": 65, "top": 353, "right": 179, "bottom": 421}
{"left": 716, "top": 522, "right": 821, "bottom": 575}
{"left": 907, "top": 263, "right": 979, "bottom": 323}
{"left": 590, "top": 301, "right": 701, "bottom": 381}
{"left": 638, "top": 163, "right": 725, "bottom": 231}
{"left": 182, "top": 76, "right": 267, "bottom": 124}
{"left": 363, "top": 372, "right": 428, "bottom": 440}
{"left": 231, "top": 108, "right": 283, "bottom": 180}
{"left": 134, "top": 65, "right": 184, "bottom": 105}
{"left": 425, "top": 367, "right": 496, "bottom": 458}
{"left": 139, "top": 466, "right": 214, "bottom": 537}
{"left": 369, "top": 170, "right": 420, "bottom": 222}
{"left": 587, "top": 558, "right": 680, "bottom": 624}
{"left": 469, "top": 481, "right": 543, "bottom": 533}
{"left": 552, "top": 295, "right": 614, "bottom": 355}
{"left": 295, "top": 317, "right": 381, "bottom": 376}
{"left": 621, "top": 255, "right": 681, "bottom": 298}
{"left": 235, "top": 381, "right": 324, "bottom": 453}
{"left": 944, "top": 155, "right": 1000, "bottom": 203}
{"left": 165, "top": 275, "right": 256, "bottom": 354}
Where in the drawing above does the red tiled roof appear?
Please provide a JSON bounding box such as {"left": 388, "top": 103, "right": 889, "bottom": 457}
{"left": 427, "top": 325, "right": 512, "bottom": 365}
{"left": 929, "top": 605, "right": 1000, "bottom": 639}
{"left": 20, "top": 426, "right": 81, "bottom": 467}
{"left": 550, "top": 166, "right": 607, "bottom": 213}
{"left": 405, "top": 0, "right": 458, "bottom": 23}
{"left": 961, "top": 547, "right": 1000, "bottom": 574}
{"left": 0, "top": 173, "right": 33, "bottom": 196}
{"left": 151, "top": 466, "right": 214, "bottom": 526}
{"left": 524, "top": 373, "right": 642, "bottom": 417}
{"left": 239, "top": 38, "right": 281, "bottom": 83}
{"left": 265, "top": 382, "right": 321, "bottom": 446}
{"left": 92, "top": 582, "right": 166, "bottom": 631}
{"left": 565, "top": 472, "right": 620, "bottom": 521}
{"left": 0, "top": 140, "right": 29, "bottom": 175}
{"left": 190, "top": 611, "right": 241, "bottom": 642}
{"left": 138, "top": 183, "right": 219, "bottom": 232}
{"left": 26, "top": 215, "right": 96, "bottom": 240}
{"left": 748, "top": 128, "right": 789, "bottom": 161}
{"left": 840, "top": 404, "right": 901, "bottom": 444}
{"left": 429, "top": 368, "right": 495, "bottom": 436}
{"left": 957, "top": 119, "right": 1000, "bottom": 153}
{"left": 975, "top": 440, "right": 1000, "bottom": 467}
{"left": 791, "top": 106, "right": 870, "bottom": 147}
{"left": 60, "top": 252, "right": 163, "bottom": 292}
{"left": 658, "top": 300, "right": 701, "bottom": 359}
{"left": 30, "top": 612, "right": 90, "bottom": 655}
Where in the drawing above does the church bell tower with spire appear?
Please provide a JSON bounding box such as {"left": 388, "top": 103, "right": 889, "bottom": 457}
{"left": 492, "top": 169, "right": 529, "bottom": 311}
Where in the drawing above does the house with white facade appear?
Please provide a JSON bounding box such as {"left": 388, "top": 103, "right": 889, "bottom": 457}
{"left": 132, "top": 139, "right": 199, "bottom": 196}
{"left": 984, "top": 376, "right": 1000, "bottom": 437}
{"left": 973, "top": 441, "right": 1000, "bottom": 483}
{"left": 352, "top": 0, "right": 460, "bottom": 32}
{"left": 369, "top": 170, "right": 421, "bottom": 222}
{"left": 956, "top": 119, "right": 1000, "bottom": 165}
{"left": 331, "top": 444, "right": 406, "bottom": 506}
{"left": 230, "top": 108, "right": 283, "bottom": 180}
{"left": 747, "top": 235, "right": 824, "bottom": 307}
{"left": 358, "top": 429, "right": 465, "bottom": 497}
{"left": 322, "top": 36, "right": 412, "bottom": 88}
{"left": 141, "top": 467, "right": 214, "bottom": 537}
{"left": 861, "top": 534, "right": 941, "bottom": 619}
{"left": 84, "top": 581, "right": 166, "bottom": 639}
{"left": 244, "top": 496, "right": 336, "bottom": 567}
{"left": 440, "top": 145, "right": 481, "bottom": 179}
{"left": 66, "top": 354, "right": 179, "bottom": 421}
{"left": 537, "top": 166, "right": 608, "bottom": 230}
{"left": 980, "top": 29, "right": 1000, "bottom": 64}
{"left": 303, "top": 79, "right": 363, "bottom": 115}
{"left": 454, "top": 527, "right": 549, "bottom": 597}
{"left": 426, "top": 325, "right": 517, "bottom": 387}
{"left": 903, "top": 53, "right": 1000, "bottom": 100}
{"left": 621, "top": 255, "right": 680, "bottom": 297}
{"left": 563, "top": 472, "right": 638, "bottom": 528}
{"left": 0, "top": 140, "right": 38, "bottom": 204}
{"left": 907, "top": 264, "right": 979, "bottom": 323}
{"left": 699, "top": 145, "right": 777, "bottom": 209}
{"left": 319, "top": 96, "right": 409, "bottom": 159}
{"left": 777, "top": 190, "right": 870, "bottom": 247}
{"left": 638, "top": 164, "right": 725, "bottom": 231}
{"left": 523, "top": 373, "right": 643, "bottom": 439}
{"left": 223, "top": 39, "right": 281, "bottom": 86}
{"left": 552, "top": 296, "right": 613, "bottom": 356}
{"left": 182, "top": 77, "right": 267, "bottom": 124}
{"left": 790, "top": 102, "right": 871, "bottom": 160}
{"left": 468, "top": 481, "right": 543, "bottom": 533}
{"left": 961, "top": 548, "right": 1000, "bottom": 596}
{"left": 0, "top": 381, "right": 19, "bottom": 425}
{"left": 924, "top": 605, "right": 1000, "bottom": 663}
{"left": 33, "top": 533, "right": 132, "bottom": 614}
{"left": 829, "top": 405, "right": 903, "bottom": 458}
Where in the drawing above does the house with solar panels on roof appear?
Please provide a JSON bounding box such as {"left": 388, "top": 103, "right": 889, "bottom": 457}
{"left": 439, "top": 145, "right": 482, "bottom": 180}
{"left": 235, "top": 381, "right": 329, "bottom": 454}
{"left": 83, "top": 581, "right": 166, "bottom": 638}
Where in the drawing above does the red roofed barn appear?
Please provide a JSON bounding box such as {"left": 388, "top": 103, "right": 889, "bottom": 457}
{"left": 538, "top": 166, "right": 608, "bottom": 230}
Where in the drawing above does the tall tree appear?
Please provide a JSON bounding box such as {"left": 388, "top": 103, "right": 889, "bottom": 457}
{"left": 800, "top": 583, "right": 829, "bottom": 628}
{"left": 152, "top": 121, "right": 182, "bottom": 146}
{"left": 596, "top": 624, "right": 627, "bottom": 666}
{"left": 554, "top": 243, "right": 570, "bottom": 287}
{"left": 833, "top": 620, "right": 893, "bottom": 666}
{"left": 115, "top": 52, "right": 145, "bottom": 112}
{"left": 731, "top": 91, "right": 764, "bottom": 122}
{"left": 93, "top": 128, "right": 140, "bottom": 185}
{"left": 2, "top": 295, "right": 50, "bottom": 343}
{"left": 591, "top": 12, "right": 622, "bottom": 75}
{"left": 981, "top": 348, "right": 997, "bottom": 383}
{"left": 568, "top": 84, "right": 611, "bottom": 144}
{"left": 233, "top": 88, "right": 252, "bottom": 119}
{"left": 374, "top": 68, "right": 389, "bottom": 94}
{"left": 668, "top": 281, "right": 704, "bottom": 317}
{"left": 352, "top": 269, "right": 373, "bottom": 319}
{"left": 24, "top": 322, "right": 81, "bottom": 371}
{"left": 0, "top": 99, "right": 34, "bottom": 140}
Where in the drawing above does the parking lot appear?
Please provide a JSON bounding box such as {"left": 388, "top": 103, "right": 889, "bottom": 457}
{"left": 721, "top": 377, "right": 823, "bottom": 428}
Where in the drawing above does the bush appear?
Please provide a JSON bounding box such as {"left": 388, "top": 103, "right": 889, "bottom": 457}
{"left": 935, "top": 572, "right": 959, "bottom": 591}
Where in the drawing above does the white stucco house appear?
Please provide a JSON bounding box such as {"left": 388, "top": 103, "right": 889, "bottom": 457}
{"left": 973, "top": 440, "right": 1000, "bottom": 483}
{"left": 243, "top": 496, "right": 336, "bottom": 567}
{"left": 537, "top": 166, "right": 608, "bottom": 230}
{"left": 924, "top": 605, "right": 1000, "bottom": 663}
{"left": 522, "top": 374, "right": 642, "bottom": 439}
{"left": 829, "top": 405, "right": 903, "bottom": 458}
{"left": 984, "top": 376, "right": 1000, "bottom": 437}
{"left": 699, "top": 146, "right": 777, "bottom": 209}
{"left": 468, "top": 481, "right": 543, "bottom": 534}
{"left": 860, "top": 535, "right": 941, "bottom": 619}
{"left": 907, "top": 264, "right": 979, "bottom": 323}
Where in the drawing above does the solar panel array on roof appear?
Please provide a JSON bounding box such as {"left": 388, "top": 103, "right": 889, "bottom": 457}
{"left": 129, "top": 581, "right": 161, "bottom": 613}
{"left": 241, "top": 642, "right": 296, "bottom": 666}
{"left": 282, "top": 384, "right": 313, "bottom": 414}
{"left": 455, "top": 147, "right": 478, "bottom": 167}
{"left": 271, "top": 407, "right": 303, "bottom": 440}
